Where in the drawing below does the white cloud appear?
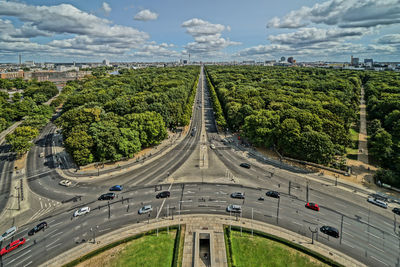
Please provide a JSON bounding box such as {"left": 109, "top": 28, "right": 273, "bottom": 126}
{"left": 377, "top": 34, "right": 400, "bottom": 44}
{"left": 134, "top": 9, "right": 159, "bottom": 21}
{"left": 102, "top": 2, "right": 111, "bottom": 16}
{"left": 181, "top": 18, "right": 240, "bottom": 55}
{"left": 268, "top": 27, "right": 370, "bottom": 46}
{"left": 267, "top": 0, "right": 400, "bottom": 29}
{"left": 131, "top": 43, "right": 180, "bottom": 58}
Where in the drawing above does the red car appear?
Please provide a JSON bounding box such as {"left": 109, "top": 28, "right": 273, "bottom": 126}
{"left": 305, "top": 202, "right": 320, "bottom": 211}
{"left": 0, "top": 238, "right": 26, "bottom": 256}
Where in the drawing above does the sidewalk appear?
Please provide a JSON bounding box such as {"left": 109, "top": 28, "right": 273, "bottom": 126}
{"left": 40, "top": 214, "right": 365, "bottom": 267}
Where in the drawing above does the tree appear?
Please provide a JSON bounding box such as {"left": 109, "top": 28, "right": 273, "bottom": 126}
{"left": 297, "top": 130, "right": 335, "bottom": 164}
{"left": 277, "top": 118, "right": 301, "bottom": 156}
{"left": 6, "top": 126, "right": 39, "bottom": 156}
{"left": 369, "top": 128, "right": 393, "bottom": 163}
{"left": 243, "top": 110, "right": 280, "bottom": 148}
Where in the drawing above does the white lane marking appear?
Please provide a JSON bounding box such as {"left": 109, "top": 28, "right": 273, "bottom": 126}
{"left": 99, "top": 228, "right": 111, "bottom": 233}
{"left": 254, "top": 202, "right": 264, "bottom": 205}
{"left": 23, "top": 261, "right": 33, "bottom": 267}
{"left": 383, "top": 221, "right": 392, "bottom": 227}
{"left": 46, "top": 238, "right": 60, "bottom": 248}
{"left": 311, "top": 194, "right": 323, "bottom": 199}
{"left": 370, "top": 255, "right": 388, "bottom": 266}
{"left": 48, "top": 220, "right": 55, "bottom": 224}
{"left": 342, "top": 241, "right": 354, "bottom": 248}
{"left": 178, "top": 210, "right": 191, "bottom": 213}
{"left": 45, "top": 229, "right": 58, "bottom": 238}
{"left": 46, "top": 243, "right": 62, "bottom": 250}
{"left": 179, "top": 200, "right": 193, "bottom": 203}
{"left": 40, "top": 201, "right": 43, "bottom": 209}
{"left": 369, "top": 233, "right": 381, "bottom": 240}
{"left": 369, "top": 243, "right": 385, "bottom": 253}
{"left": 210, "top": 209, "right": 218, "bottom": 212}
{"left": 156, "top": 198, "right": 167, "bottom": 219}
{"left": 343, "top": 221, "right": 351, "bottom": 226}
{"left": 51, "top": 221, "right": 63, "bottom": 227}
{"left": 52, "top": 231, "right": 63, "bottom": 237}
{"left": 7, "top": 250, "right": 31, "bottom": 264}
{"left": 343, "top": 231, "right": 354, "bottom": 238}
{"left": 292, "top": 221, "right": 303, "bottom": 226}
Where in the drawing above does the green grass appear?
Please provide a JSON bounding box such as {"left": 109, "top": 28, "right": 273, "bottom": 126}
{"left": 111, "top": 231, "right": 176, "bottom": 267}
{"left": 346, "top": 128, "right": 359, "bottom": 159}
{"left": 229, "top": 230, "right": 328, "bottom": 267}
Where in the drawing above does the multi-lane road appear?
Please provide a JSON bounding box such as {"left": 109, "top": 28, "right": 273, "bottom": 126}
{"left": 0, "top": 66, "right": 399, "bottom": 267}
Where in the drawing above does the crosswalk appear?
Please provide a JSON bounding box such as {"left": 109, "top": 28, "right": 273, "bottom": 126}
{"left": 27, "top": 197, "right": 61, "bottom": 224}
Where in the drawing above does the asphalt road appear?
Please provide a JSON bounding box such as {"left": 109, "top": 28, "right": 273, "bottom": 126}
{"left": 0, "top": 183, "right": 399, "bottom": 267}
{"left": 0, "top": 144, "right": 14, "bottom": 215}
{"left": 1, "top": 66, "right": 399, "bottom": 267}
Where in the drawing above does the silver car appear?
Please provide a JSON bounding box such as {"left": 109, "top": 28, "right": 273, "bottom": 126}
{"left": 138, "top": 205, "right": 153, "bottom": 214}
{"left": 0, "top": 226, "right": 17, "bottom": 242}
{"left": 226, "top": 204, "right": 242, "bottom": 213}
{"left": 367, "top": 197, "right": 388, "bottom": 209}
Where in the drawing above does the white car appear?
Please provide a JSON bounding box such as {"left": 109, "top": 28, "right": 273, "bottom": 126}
{"left": 367, "top": 197, "right": 388, "bottom": 209}
{"left": 0, "top": 226, "right": 17, "bottom": 242}
{"left": 210, "top": 144, "right": 215, "bottom": 149}
{"left": 74, "top": 207, "right": 90, "bottom": 217}
{"left": 59, "top": 180, "right": 72, "bottom": 187}
{"left": 138, "top": 205, "right": 153, "bottom": 214}
{"left": 226, "top": 204, "right": 242, "bottom": 213}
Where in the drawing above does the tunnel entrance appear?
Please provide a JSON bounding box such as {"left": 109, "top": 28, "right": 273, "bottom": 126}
{"left": 199, "top": 233, "right": 210, "bottom": 267}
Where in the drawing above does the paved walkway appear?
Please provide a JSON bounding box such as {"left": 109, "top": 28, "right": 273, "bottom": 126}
{"left": 358, "top": 86, "right": 369, "bottom": 164}
{"left": 40, "top": 214, "right": 365, "bottom": 267}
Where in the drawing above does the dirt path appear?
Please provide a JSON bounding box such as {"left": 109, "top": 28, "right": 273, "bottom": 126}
{"left": 358, "top": 86, "right": 369, "bottom": 164}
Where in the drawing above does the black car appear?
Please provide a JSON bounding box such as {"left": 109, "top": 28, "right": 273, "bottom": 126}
{"left": 156, "top": 191, "right": 171, "bottom": 199}
{"left": 240, "top": 163, "right": 251, "bottom": 169}
{"left": 98, "top": 193, "right": 116, "bottom": 200}
{"left": 266, "top": 191, "right": 280, "bottom": 198}
{"left": 393, "top": 207, "right": 400, "bottom": 215}
{"left": 28, "top": 222, "right": 48, "bottom": 236}
{"left": 231, "top": 192, "right": 245, "bottom": 199}
{"left": 320, "top": 226, "right": 339, "bottom": 238}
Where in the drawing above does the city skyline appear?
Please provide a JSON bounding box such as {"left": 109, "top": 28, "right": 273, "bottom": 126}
{"left": 0, "top": 0, "right": 400, "bottom": 63}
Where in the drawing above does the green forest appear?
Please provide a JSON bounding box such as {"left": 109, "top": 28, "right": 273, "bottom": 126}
{"left": 205, "top": 66, "right": 362, "bottom": 168}
{"left": 363, "top": 71, "right": 400, "bottom": 187}
{"left": 1, "top": 79, "right": 57, "bottom": 155}
{"left": 56, "top": 66, "right": 199, "bottom": 166}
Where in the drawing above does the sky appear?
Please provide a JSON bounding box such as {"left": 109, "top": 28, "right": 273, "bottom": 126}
{"left": 0, "top": 0, "right": 400, "bottom": 63}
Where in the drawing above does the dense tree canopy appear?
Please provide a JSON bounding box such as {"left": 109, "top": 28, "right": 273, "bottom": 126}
{"left": 205, "top": 65, "right": 361, "bottom": 166}
{"left": 364, "top": 71, "right": 400, "bottom": 186}
{"left": 57, "top": 66, "right": 199, "bottom": 165}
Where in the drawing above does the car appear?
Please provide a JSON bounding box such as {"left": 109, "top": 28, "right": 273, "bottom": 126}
{"left": 226, "top": 204, "right": 242, "bottom": 213}
{"left": 59, "top": 180, "right": 72, "bottom": 187}
{"left": 367, "top": 197, "right": 388, "bottom": 209}
{"left": 210, "top": 144, "right": 215, "bottom": 149}
{"left": 392, "top": 207, "right": 400, "bottom": 215}
{"left": 156, "top": 191, "right": 170, "bottom": 199}
{"left": 28, "top": 222, "right": 48, "bottom": 236}
{"left": 266, "top": 191, "right": 280, "bottom": 198}
{"left": 73, "top": 207, "right": 90, "bottom": 217}
{"left": 0, "top": 226, "right": 17, "bottom": 242}
{"left": 109, "top": 185, "right": 123, "bottom": 191}
{"left": 138, "top": 205, "right": 153, "bottom": 214}
{"left": 39, "top": 152, "right": 44, "bottom": 158}
{"left": 320, "top": 226, "right": 339, "bottom": 238}
{"left": 98, "top": 193, "right": 116, "bottom": 200}
{"left": 239, "top": 163, "right": 251, "bottom": 169}
{"left": 0, "top": 238, "right": 26, "bottom": 256}
{"left": 305, "top": 202, "right": 320, "bottom": 211}
{"left": 231, "top": 192, "right": 245, "bottom": 199}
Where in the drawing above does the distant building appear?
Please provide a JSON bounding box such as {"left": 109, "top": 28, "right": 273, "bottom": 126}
{"left": 183, "top": 60, "right": 188, "bottom": 64}
{"left": 287, "top": 57, "right": 294, "bottom": 64}
{"left": 25, "top": 61, "right": 35, "bottom": 67}
{"left": 242, "top": 60, "right": 255, "bottom": 65}
{"left": 56, "top": 65, "right": 79, "bottom": 72}
{"left": 351, "top": 56, "right": 359, "bottom": 66}
{"left": 0, "top": 70, "right": 24, "bottom": 79}
{"left": 364, "top": 58, "right": 373, "bottom": 68}
{"left": 280, "top": 57, "right": 286, "bottom": 62}
{"left": 103, "top": 59, "right": 110, "bottom": 66}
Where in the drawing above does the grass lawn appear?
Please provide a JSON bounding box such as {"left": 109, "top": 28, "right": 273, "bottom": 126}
{"left": 82, "top": 230, "right": 176, "bottom": 267}
{"left": 346, "top": 128, "right": 359, "bottom": 159}
{"left": 230, "top": 230, "right": 328, "bottom": 267}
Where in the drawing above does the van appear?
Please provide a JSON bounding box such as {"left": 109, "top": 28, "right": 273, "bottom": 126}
{"left": 0, "top": 226, "right": 17, "bottom": 242}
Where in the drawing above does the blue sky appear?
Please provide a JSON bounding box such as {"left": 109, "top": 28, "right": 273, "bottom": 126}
{"left": 0, "top": 0, "right": 399, "bottom": 62}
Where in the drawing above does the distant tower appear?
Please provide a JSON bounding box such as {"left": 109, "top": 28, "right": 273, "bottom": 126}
{"left": 18, "top": 54, "right": 22, "bottom": 65}
{"left": 189, "top": 53, "right": 190, "bottom": 63}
